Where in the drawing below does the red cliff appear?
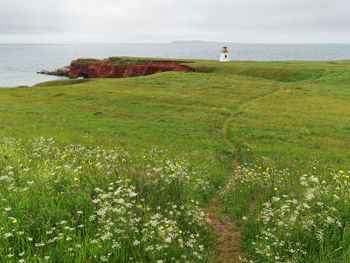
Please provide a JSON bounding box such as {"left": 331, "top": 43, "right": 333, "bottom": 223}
{"left": 68, "top": 58, "right": 195, "bottom": 79}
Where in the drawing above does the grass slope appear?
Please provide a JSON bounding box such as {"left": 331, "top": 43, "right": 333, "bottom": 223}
{"left": 1, "top": 58, "right": 350, "bottom": 262}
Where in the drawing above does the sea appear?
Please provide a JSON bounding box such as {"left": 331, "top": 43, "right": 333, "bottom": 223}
{"left": 1, "top": 42, "right": 350, "bottom": 87}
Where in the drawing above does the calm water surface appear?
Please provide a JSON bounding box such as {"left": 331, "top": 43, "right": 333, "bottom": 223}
{"left": 1, "top": 43, "right": 350, "bottom": 87}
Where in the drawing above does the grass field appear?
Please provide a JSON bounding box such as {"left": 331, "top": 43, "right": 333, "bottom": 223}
{"left": 0, "top": 58, "right": 350, "bottom": 262}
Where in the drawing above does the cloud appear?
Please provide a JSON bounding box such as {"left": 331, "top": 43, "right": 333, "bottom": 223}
{"left": 0, "top": 0, "right": 350, "bottom": 43}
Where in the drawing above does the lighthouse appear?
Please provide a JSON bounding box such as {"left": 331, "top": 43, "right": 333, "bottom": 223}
{"left": 219, "top": 46, "right": 229, "bottom": 62}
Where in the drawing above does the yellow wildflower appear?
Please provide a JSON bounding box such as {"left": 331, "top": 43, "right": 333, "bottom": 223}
{"left": 12, "top": 219, "right": 17, "bottom": 224}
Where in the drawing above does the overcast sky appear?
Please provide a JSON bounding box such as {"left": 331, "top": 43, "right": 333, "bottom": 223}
{"left": 1, "top": 0, "right": 350, "bottom": 44}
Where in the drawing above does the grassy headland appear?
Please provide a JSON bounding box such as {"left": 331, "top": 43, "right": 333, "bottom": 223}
{"left": 0, "top": 58, "right": 350, "bottom": 262}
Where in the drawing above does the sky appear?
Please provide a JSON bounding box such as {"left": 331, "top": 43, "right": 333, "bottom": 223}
{"left": 1, "top": 0, "right": 350, "bottom": 44}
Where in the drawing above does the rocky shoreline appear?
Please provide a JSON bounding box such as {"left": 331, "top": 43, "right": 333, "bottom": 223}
{"left": 38, "top": 66, "right": 71, "bottom": 77}
{"left": 38, "top": 58, "right": 194, "bottom": 79}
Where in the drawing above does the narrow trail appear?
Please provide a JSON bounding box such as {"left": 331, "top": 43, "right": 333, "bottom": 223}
{"left": 205, "top": 86, "right": 285, "bottom": 263}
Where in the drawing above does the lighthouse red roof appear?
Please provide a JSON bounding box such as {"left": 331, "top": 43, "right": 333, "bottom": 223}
{"left": 222, "top": 46, "right": 228, "bottom": 53}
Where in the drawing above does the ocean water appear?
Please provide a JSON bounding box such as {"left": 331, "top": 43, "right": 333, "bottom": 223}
{"left": 1, "top": 43, "right": 350, "bottom": 87}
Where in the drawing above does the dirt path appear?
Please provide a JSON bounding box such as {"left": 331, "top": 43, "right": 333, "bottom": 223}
{"left": 205, "top": 87, "right": 285, "bottom": 263}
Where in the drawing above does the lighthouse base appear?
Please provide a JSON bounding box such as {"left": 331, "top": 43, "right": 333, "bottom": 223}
{"left": 219, "top": 53, "right": 229, "bottom": 62}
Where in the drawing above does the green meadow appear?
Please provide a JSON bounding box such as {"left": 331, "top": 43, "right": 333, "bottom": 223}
{"left": 0, "top": 58, "right": 350, "bottom": 262}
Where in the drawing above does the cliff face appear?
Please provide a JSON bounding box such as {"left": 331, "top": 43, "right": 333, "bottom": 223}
{"left": 68, "top": 60, "right": 195, "bottom": 79}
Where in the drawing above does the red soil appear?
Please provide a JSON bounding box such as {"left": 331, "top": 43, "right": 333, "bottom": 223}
{"left": 69, "top": 60, "right": 195, "bottom": 79}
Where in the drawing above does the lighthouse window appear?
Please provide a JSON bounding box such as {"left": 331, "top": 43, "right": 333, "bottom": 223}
{"left": 225, "top": 55, "right": 227, "bottom": 58}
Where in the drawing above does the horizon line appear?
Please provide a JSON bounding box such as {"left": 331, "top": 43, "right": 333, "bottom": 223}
{"left": 1, "top": 41, "right": 350, "bottom": 45}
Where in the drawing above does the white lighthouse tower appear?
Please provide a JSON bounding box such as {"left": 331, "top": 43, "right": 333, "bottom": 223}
{"left": 219, "top": 46, "right": 229, "bottom": 62}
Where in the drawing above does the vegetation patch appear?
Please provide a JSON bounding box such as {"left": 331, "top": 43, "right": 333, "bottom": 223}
{"left": 1, "top": 59, "right": 350, "bottom": 262}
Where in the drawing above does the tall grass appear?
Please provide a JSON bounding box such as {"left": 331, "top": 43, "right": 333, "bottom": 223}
{"left": 0, "top": 136, "right": 218, "bottom": 262}
{"left": 223, "top": 160, "right": 350, "bottom": 262}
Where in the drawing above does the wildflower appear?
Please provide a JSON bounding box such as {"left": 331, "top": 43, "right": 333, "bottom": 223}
{"left": 179, "top": 230, "right": 183, "bottom": 234}
{"left": 12, "top": 219, "right": 17, "bottom": 224}
{"left": 191, "top": 199, "right": 195, "bottom": 203}
{"left": 306, "top": 192, "right": 314, "bottom": 201}
{"left": 326, "top": 216, "right": 335, "bottom": 224}
{"left": 303, "top": 203, "right": 311, "bottom": 209}
{"left": 137, "top": 205, "right": 142, "bottom": 208}
{"left": 339, "top": 170, "right": 344, "bottom": 174}
{"left": 4, "top": 233, "right": 13, "bottom": 238}
{"left": 274, "top": 187, "right": 278, "bottom": 191}
{"left": 74, "top": 177, "right": 79, "bottom": 181}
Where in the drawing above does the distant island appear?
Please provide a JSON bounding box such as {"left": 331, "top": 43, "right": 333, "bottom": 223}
{"left": 171, "top": 40, "right": 214, "bottom": 44}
